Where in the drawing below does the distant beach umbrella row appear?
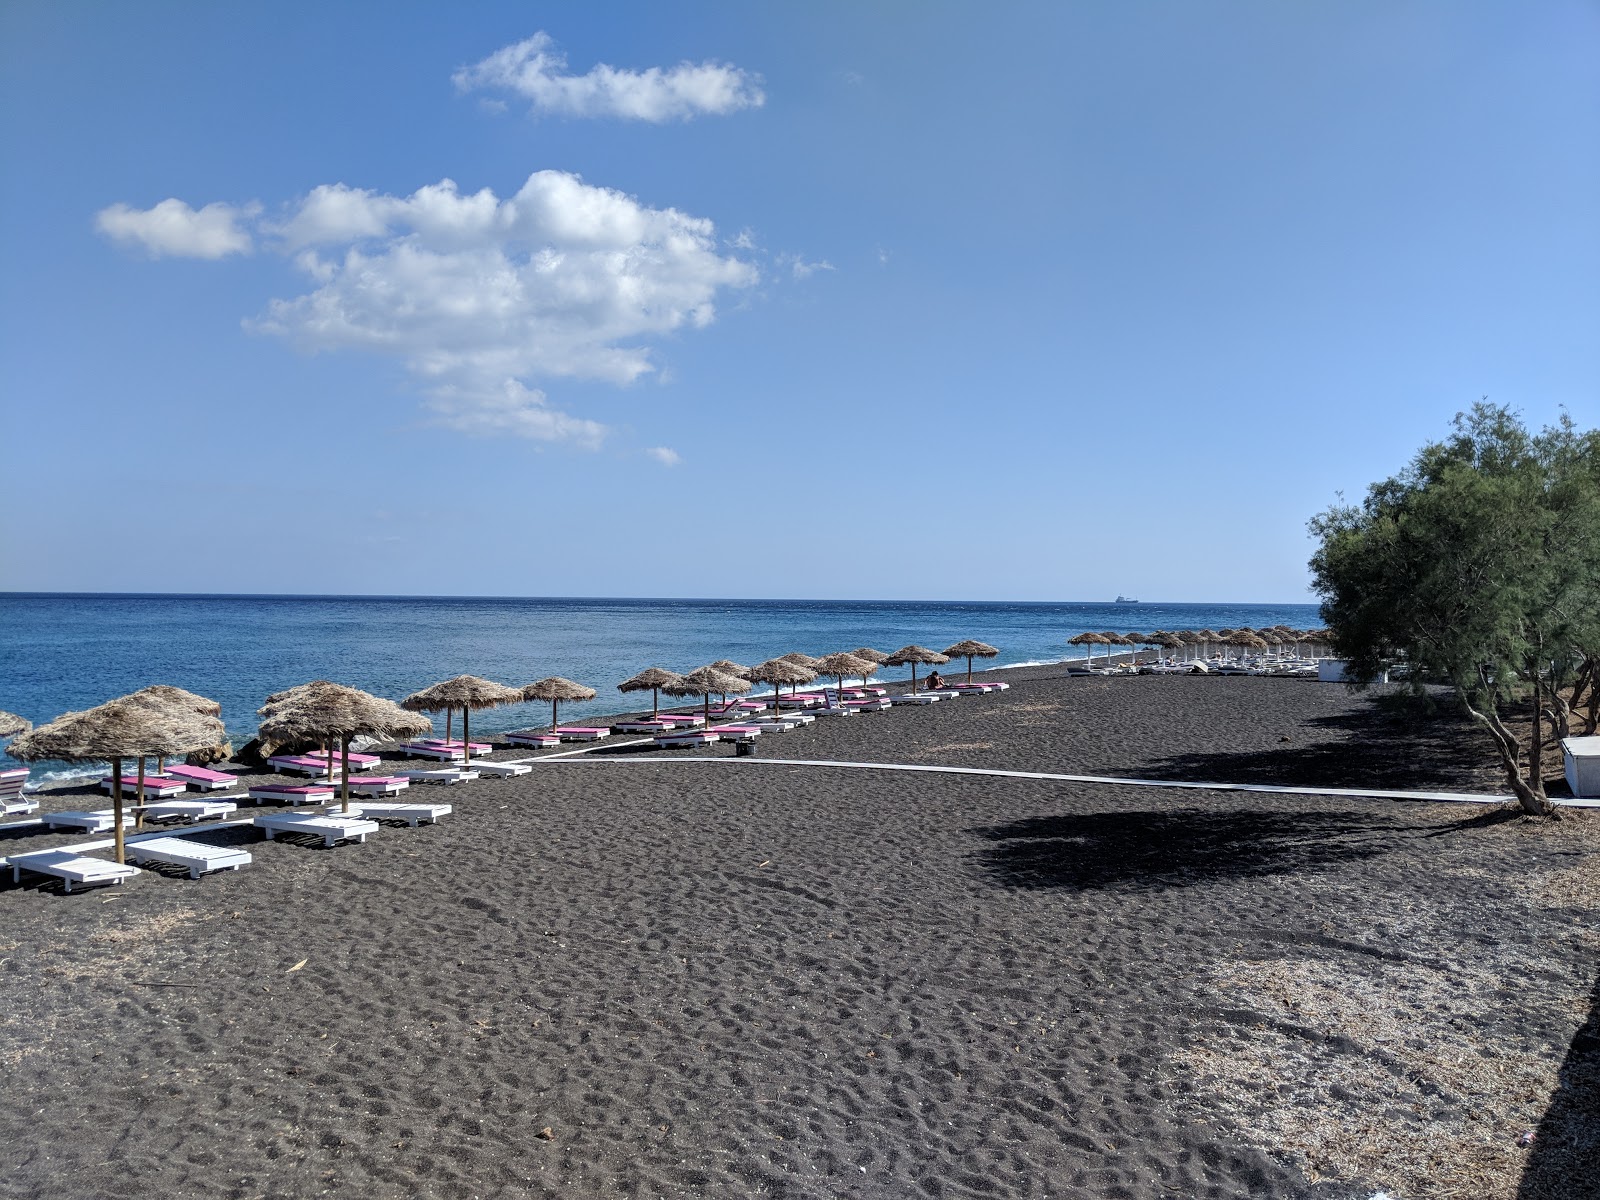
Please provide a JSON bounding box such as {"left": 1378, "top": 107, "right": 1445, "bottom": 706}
{"left": 1068, "top": 626, "right": 1333, "bottom": 666}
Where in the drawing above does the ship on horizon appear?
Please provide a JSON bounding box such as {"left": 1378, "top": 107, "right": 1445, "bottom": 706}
{"left": 1115, "top": 595, "right": 1140, "bottom": 603}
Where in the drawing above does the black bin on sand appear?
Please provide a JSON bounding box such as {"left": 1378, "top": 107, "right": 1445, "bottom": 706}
{"left": 735, "top": 739, "right": 756, "bottom": 757}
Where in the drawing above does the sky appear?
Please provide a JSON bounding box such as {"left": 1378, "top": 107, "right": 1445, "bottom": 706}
{"left": 1, "top": 1, "right": 1595, "bottom": 603}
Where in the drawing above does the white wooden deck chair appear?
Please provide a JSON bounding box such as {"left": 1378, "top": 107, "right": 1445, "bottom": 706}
{"left": 126, "top": 836, "right": 252, "bottom": 879}
{"left": 41, "top": 810, "right": 133, "bottom": 833}
{"left": 141, "top": 799, "right": 238, "bottom": 824}
{"left": 399, "top": 768, "right": 480, "bottom": 786}
{"left": 253, "top": 812, "right": 379, "bottom": 847}
{"left": 9, "top": 849, "right": 140, "bottom": 892}
{"left": 327, "top": 801, "right": 451, "bottom": 826}
{"left": 0, "top": 768, "right": 37, "bottom": 815}
{"left": 468, "top": 761, "right": 532, "bottom": 777}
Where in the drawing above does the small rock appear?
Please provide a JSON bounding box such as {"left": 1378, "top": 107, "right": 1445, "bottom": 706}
{"left": 536, "top": 1127, "right": 555, "bottom": 1141}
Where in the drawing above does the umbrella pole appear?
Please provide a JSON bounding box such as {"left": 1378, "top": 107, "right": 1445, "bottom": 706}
{"left": 445, "top": 707, "right": 453, "bottom": 746}
{"left": 551, "top": 700, "right": 559, "bottom": 736}
{"left": 967, "top": 655, "right": 974, "bottom": 684}
{"left": 911, "top": 664, "right": 918, "bottom": 694}
{"left": 325, "top": 740, "right": 336, "bottom": 783}
{"left": 652, "top": 687, "right": 660, "bottom": 718}
{"left": 111, "top": 757, "right": 125, "bottom": 865}
{"left": 135, "top": 755, "right": 147, "bottom": 832}
{"left": 341, "top": 734, "right": 351, "bottom": 813}
{"left": 463, "top": 708, "right": 472, "bottom": 767}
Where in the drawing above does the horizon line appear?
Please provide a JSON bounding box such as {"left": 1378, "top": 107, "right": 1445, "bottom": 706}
{"left": 0, "top": 590, "right": 1321, "bottom": 607}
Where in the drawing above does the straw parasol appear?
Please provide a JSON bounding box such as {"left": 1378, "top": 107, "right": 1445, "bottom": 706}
{"left": 745, "top": 657, "right": 817, "bottom": 708}
{"left": 258, "top": 681, "right": 431, "bottom": 812}
{"left": 618, "top": 667, "right": 684, "bottom": 718}
{"left": 11, "top": 690, "right": 225, "bottom": 863}
{"left": 943, "top": 640, "right": 999, "bottom": 684}
{"left": 522, "top": 677, "right": 598, "bottom": 736}
{"left": 664, "top": 666, "right": 752, "bottom": 727}
{"left": 0, "top": 711, "right": 33, "bottom": 738}
{"left": 401, "top": 675, "right": 525, "bottom": 767}
{"left": 1068, "top": 631, "right": 1106, "bottom": 667}
{"left": 849, "top": 648, "right": 889, "bottom": 687}
{"left": 813, "top": 653, "right": 877, "bottom": 700}
{"left": 884, "top": 645, "right": 950, "bottom": 693}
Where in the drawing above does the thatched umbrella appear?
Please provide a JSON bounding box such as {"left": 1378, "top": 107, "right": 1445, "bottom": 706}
{"left": 813, "top": 653, "right": 877, "bottom": 700}
{"left": 523, "top": 677, "right": 598, "bottom": 736}
{"left": 1196, "top": 630, "right": 1222, "bottom": 659}
{"left": 401, "top": 675, "right": 525, "bottom": 768}
{"left": 1068, "top": 631, "right": 1105, "bottom": 667}
{"left": 664, "top": 666, "right": 752, "bottom": 727}
{"left": 0, "top": 711, "right": 33, "bottom": 738}
{"left": 258, "top": 681, "right": 431, "bottom": 813}
{"left": 884, "top": 645, "right": 950, "bottom": 693}
{"left": 618, "top": 667, "right": 684, "bottom": 718}
{"left": 746, "top": 658, "right": 816, "bottom": 709}
{"left": 848, "top": 648, "right": 889, "bottom": 688}
{"left": 779, "top": 652, "right": 822, "bottom": 669}
{"left": 10, "top": 690, "right": 225, "bottom": 863}
{"left": 943, "top": 640, "right": 999, "bottom": 684}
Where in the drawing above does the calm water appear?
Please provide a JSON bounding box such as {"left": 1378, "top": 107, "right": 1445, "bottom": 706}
{"left": 1, "top": 593, "right": 1320, "bottom": 782}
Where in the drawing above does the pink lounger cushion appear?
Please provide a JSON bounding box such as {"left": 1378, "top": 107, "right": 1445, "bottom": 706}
{"left": 414, "top": 740, "right": 491, "bottom": 752}
{"left": 250, "top": 784, "right": 335, "bottom": 796}
{"left": 163, "top": 764, "right": 238, "bottom": 784}
{"left": 555, "top": 727, "right": 608, "bottom": 735}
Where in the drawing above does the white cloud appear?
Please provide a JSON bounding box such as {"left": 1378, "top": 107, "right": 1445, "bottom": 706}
{"left": 778, "top": 252, "right": 835, "bottom": 280}
{"left": 248, "top": 170, "right": 757, "bottom": 444}
{"left": 95, "top": 198, "right": 257, "bottom": 259}
{"left": 646, "top": 446, "right": 681, "bottom": 467}
{"left": 454, "top": 32, "right": 764, "bottom": 122}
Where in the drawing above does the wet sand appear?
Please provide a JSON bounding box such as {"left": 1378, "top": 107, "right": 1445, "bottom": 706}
{"left": 2, "top": 670, "right": 1596, "bottom": 1199}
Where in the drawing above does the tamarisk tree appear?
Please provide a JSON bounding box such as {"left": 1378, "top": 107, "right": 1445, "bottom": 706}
{"left": 1309, "top": 403, "right": 1600, "bottom": 815}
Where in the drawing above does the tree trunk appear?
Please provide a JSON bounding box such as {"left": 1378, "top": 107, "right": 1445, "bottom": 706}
{"left": 1455, "top": 685, "right": 1553, "bottom": 816}
{"left": 1529, "top": 674, "right": 1544, "bottom": 798}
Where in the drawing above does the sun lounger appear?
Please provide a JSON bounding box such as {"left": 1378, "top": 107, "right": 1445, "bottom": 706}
{"left": 247, "top": 783, "right": 337, "bottom": 805}
{"left": 100, "top": 775, "right": 187, "bottom": 799}
{"left": 0, "top": 768, "right": 37, "bottom": 816}
{"left": 9, "top": 849, "right": 140, "bottom": 892}
{"left": 811, "top": 706, "right": 859, "bottom": 717}
{"left": 411, "top": 739, "right": 491, "bottom": 753}
{"left": 334, "top": 775, "right": 410, "bottom": 796}
{"left": 654, "top": 729, "right": 721, "bottom": 748}
{"left": 843, "top": 699, "right": 893, "bottom": 712}
{"left": 126, "top": 836, "right": 252, "bottom": 879}
{"left": 254, "top": 812, "right": 379, "bottom": 847}
{"left": 655, "top": 714, "right": 704, "bottom": 726}
{"left": 327, "top": 801, "right": 451, "bottom": 827}
{"left": 399, "top": 768, "right": 480, "bottom": 786}
{"left": 141, "top": 799, "right": 239, "bottom": 823}
{"left": 41, "top": 810, "right": 134, "bottom": 833}
{"left": 505, "top": 730, "right": 562, "bottom": 748}
{"left": 468, "top": 761, "right": 532, "bottom": 777}
{"left": 889, "top": 693, "right": 944, "bottom": 706}
{"left": 400, "top": 741, "right": 467, "bottom": 761}
{"left": 555, "top": 727, "right": 610, "bottom": 742}
{"left": 709, "top": 724, "right": 763, "bottom": 742}
{"left": 748, "top": 715, "right": 804, "bottom": 731}
{"left": 612, "top": 719, "right": 674, "bottom": 734}
{"left": 776, "top": 694, "right": 824, "bottom": 709}
{"left": 267, "top": 754, "right": 382, "bottom": 776}
{"left": 161, "top": 763, "right": 240, "bottom": 790}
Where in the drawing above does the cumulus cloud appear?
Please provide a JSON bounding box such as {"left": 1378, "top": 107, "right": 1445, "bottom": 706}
{"left": 248, "top": 170, "right": 757, "bottom": 444}
{"left": 645, "top": 446, "right": 681, "bottom": 467}
{"left": 95, "top": 198, "right": 257, "bottom": 259}
{"left": 454, "top": 32, "right": 764, "bottom": 122}
{"left": 778, "top": 252, "right": 835, "bottom": 280}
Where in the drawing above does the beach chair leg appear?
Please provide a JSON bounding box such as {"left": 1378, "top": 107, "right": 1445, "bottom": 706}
{"left": 63, "top": 879, "right": 73, "bottom": 893}
{"left": 190, "top": 865, "right": 203, "bottom": 879}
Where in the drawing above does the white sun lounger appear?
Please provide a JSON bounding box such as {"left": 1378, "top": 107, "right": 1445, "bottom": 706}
{"left": 399, "top": 768, "right": 480, "bottom": 786}
{"left": 248, "top": 783, "right": 337, "bottom": 805}
{"left": 811, "top": 706, "right": 860, "bottom": 718}
{"left": 555, "top": 727, "right": 610, "bottom": 742}
{"left": 1, "top": 768, "right": 38, "bottom": 815}
{"left": 41, "top": 810, "right": 134, "bottom": 833}
{"left": 326, "top": 801, "right": 451, "bottom": 826}
{"left": 467, "top": 761, "right": 532, "bottom": 777}
{"left": 126, "top": 836, "right": 252, "bottom": 879}
{"left": 254, "top": 812, "right": 379, "bottom": 847}
{"left": 890, "top": 693, "right": 944, "bottom": 706}
{"left": 338, "top": 775, "right": 410, "bottom": 796}
{"left": 654, "top": 729, "right": 721, "bottom": 748}
{"left": 9, "top": 849, "right": 141, "bottom": 892}
{"left": 141, "top": 799, "right": 239, "bottom": 824}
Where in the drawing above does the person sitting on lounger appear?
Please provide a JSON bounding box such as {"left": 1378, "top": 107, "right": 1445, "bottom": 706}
{"left": 925, "top": 671, "right": 946, "bottom": 690}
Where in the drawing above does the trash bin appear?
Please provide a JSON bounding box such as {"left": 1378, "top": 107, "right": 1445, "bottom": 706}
{"left": 735, "top": 739, "right": 756, "bottom": 757}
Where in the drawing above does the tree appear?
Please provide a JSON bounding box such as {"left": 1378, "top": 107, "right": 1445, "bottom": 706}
{"left": 1308, "top": 403, "right": 1600, "bottom": 816}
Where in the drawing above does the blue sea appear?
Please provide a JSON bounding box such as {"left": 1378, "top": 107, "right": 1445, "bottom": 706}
{"left": 1, "top": 594, "right": 1321, "bottom": 782}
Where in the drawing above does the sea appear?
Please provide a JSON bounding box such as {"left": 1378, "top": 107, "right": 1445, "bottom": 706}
{"left": 1, "top": 593, "right": 1321, "bottom": 783}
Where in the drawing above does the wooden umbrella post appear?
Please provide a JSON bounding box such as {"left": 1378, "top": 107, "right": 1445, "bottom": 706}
{"left": 550, "top": 699, "right": 559, "bottom": 737}
{"left": 110, "top": 757, "right": 125, "bottom": 865}
{"left": 135, "top": 755, "right": 147, "bottom": 831}
{"left": 652, "top": 687, "right": 660, "bottom": 718}
{"left": 340, "top": 734, "right": 352, "bottom": 813}
{"left": 463, "top": 707, "right": 472, "bottom": 767}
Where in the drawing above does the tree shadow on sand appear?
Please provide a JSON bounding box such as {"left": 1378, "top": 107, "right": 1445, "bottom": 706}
{"left": 1519, "top": 971, "right": 1600, "bottom": 1200}
{"left": 1140, "top": 694, "right": 1502, "bottom": 793}
{"left": 972, "top": 808, "right": 1516, "bottom": 893}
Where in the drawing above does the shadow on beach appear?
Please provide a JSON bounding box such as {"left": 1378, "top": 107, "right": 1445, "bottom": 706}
{"left": 972, "top": 807, "right": 1517, "bottom": 893}
{"left": 1139, "top": 692, "right": 1503, "bottom": 793}
{"left": 1519, "top": 971, "right": 1600, "bottom": 1200}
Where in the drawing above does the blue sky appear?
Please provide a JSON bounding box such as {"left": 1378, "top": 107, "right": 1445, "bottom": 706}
{"left": 2, "top": 1, "right": 1595, "bottom": 602}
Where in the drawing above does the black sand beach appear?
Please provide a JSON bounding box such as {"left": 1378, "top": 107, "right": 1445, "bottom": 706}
{"left": 3, "top": 671, "right": 1596, "bottom": 1199}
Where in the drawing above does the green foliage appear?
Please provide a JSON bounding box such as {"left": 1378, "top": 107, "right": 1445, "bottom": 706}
{"left": 1308, "top": 402, "right": 1600, "bottom": 810}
